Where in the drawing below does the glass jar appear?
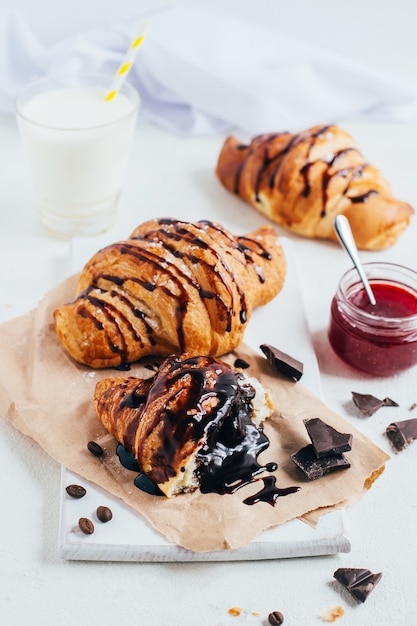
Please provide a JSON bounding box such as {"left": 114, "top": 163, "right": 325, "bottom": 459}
{"left": 328, "top": 263, "right": 417, "bottom": 376}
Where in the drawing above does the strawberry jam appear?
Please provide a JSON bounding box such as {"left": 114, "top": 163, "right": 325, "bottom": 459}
{"left": 328, "top": 263, "right": 417, "bottom": 376}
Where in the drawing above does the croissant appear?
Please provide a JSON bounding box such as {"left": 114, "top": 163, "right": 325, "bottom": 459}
{"left": 94, "top": 353, "right": 274, "bottom": 497}
{"left": 54, "top": 218, "right": 286, "bottom": 368}
{"left": 216, "top": 124, "right": 414, "bottom": 250}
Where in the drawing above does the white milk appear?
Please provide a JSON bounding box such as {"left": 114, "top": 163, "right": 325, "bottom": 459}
{"left": 21, "top": 87, "right": 135, "bottom": 129}
{"left": 17, "top": 79, "right": 139, "bottom": 237}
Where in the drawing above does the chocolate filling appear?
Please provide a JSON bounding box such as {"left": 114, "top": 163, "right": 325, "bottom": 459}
{"left": 115, "top": 355, "right": 298, "bottom": 506}
{"left": 195, "top": 373, "right": 275, "bottom": 495}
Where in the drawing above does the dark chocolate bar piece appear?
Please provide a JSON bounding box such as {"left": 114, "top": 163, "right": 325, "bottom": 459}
{"left": 260, "top": 344, "right": 303, "bottom": 381}
{"left": 352, "top": 392, "right": 398, "bottom": 416}
{"left": 386, "top": 418, "right": 417, "bottom": 451}
{"left": 291, "top": 444, "right": 350, "bottom": 480}
{"left": 333, "top": 568, "right": 382, "bottom": 603}
{"left": 304, "top": 417, "right": 352, "bottom": 458}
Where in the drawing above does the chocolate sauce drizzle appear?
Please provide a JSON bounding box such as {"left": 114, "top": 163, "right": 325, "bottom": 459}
{"left": 237, "top": 236, "right": 272, "bottom": 284}
{"left": 140, "top": 355, "right": 254, "bottom": 464}
{"left": 74, "top": 219, "right": 274, "bottom": 367}
{"left": 113, "top": 354, "right": 299, "bottom": 506}
{"left": 134, "top": 219, "right": 248, "bottom": 331}
{"left": 348, "top": 189, "right": 378, "bottom": 203}
{"left": 116, "top": 444, "right": 163, "bottom": 495}
{"left": 243, "top": 476, "right": 300, "bottom": 506}
{"left": 233, "top": 126, "right": 379, "bottom": 217}
{"left": 267, "top": 126, "right": 331, "bottom": 198}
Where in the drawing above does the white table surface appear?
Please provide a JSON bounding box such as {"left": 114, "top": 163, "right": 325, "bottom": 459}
{"left": 1, "top": 2, "right": 417, "bottom": 621}
{"left": 2, "top": 114, "right": 417, "bottom": 625}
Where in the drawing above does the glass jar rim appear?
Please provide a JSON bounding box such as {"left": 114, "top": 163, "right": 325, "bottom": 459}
{"left": 336, "top": 262, "right": 417, "bottom": 329}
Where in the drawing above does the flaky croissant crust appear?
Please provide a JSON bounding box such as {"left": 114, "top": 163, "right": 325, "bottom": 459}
{"left": 216, "top": 124, "right": 413, "bottom": 250}
{"left": 94, "top": 353, "right": 273, "bottom": 497}
{"left": 54, "top": 218, "right": 286, "bottom": 368}
{"left": 94, "top": 354, "right": 236, "bottom": 495}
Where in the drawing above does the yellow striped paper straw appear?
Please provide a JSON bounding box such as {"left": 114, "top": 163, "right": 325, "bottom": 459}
{"left": 105, "top": 21, "right": 150, "bottom": 101}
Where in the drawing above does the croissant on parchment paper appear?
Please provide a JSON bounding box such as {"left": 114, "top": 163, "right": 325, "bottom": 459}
{"left": 54, "top": 218, "right": 286, "bottom": 368}
{"left": 94, "top": 353, "right": 274, "bottom": 497}
{"left": 216, "top": 124, "right": 413, "bottom": 250}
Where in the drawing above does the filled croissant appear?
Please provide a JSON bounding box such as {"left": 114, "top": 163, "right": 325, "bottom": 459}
{"left": 94, "top": 353, "right": 274, "bottom": 497}
{"left": 54, "top": 218, "right": 286, "bottom": 368}
{"left": 216, "top": 124, "right": 413, "bottom": 250}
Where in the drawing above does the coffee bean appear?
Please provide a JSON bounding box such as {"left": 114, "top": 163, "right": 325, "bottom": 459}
{"left": 66, "top": 484, "right": 87, "bottom": 499}
{"left": 96, "top": 505, "right": 113, "bottom": 523}
{"left": 87, "top": 441, "right": 104, "bottom": 457}
{"left": 268, "top": 611, "right": 284, "bottom": 625}
{"left": 234, "top": 358, "right": 250, "bottom": 369}
{"left": 78, "top": 517, "right": 95, "bottom": 535}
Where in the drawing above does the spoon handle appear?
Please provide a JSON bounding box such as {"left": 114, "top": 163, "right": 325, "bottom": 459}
{"left": 333, "top": 215, "right": 376, "bottom": 306}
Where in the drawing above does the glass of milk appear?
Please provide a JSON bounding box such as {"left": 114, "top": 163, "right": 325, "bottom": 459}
{"left": 16, "top": 74, "right": 140, "bottom": 238}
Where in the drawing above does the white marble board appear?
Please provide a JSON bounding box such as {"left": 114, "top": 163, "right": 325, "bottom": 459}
{"left": 59, "top": 238, "right": 351, "bottom": 561}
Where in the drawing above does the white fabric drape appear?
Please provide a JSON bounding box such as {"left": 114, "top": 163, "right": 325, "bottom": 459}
{"left": 1, "top": 5, "right": 417, "bottom": 135}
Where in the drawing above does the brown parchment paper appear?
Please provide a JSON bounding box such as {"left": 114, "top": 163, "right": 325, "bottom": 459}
{"left": 0, "top": 275, "right": 389, "bottom": 552}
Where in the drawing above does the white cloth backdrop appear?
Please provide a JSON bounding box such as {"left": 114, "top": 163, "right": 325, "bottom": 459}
{"left": 1, "top": 4, "right": 417, "bottom": 135}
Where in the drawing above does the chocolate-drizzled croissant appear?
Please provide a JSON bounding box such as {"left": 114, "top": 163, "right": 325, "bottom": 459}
{"left": 54, "top": 218, "right": 286, "bottom": 368}
{"left": 216, "top": 124, "right": 413, "bottom": 250}
{"left": 94, "top": 353, "right": 274, "bottom": 497}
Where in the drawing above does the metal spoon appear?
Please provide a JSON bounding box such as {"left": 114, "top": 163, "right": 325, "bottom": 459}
{"left": 333, "top": 215, "right": 376, "bottom": 306}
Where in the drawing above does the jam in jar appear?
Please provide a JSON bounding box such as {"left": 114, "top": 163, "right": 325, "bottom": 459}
{"left": 328, "top": 263, "right": 417, "bottom": 376}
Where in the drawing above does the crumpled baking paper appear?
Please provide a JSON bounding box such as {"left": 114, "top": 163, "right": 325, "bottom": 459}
{"left": 0, "top": 275, "right": 389, "bottom": 552}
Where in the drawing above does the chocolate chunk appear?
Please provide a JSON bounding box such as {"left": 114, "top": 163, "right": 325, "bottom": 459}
{"left": 291, "top": 444, "right": 350, "bottom": 480}
{"left": 333, "top": 568, "right": 382, "bottom": 603}
{"left": 260, "top": 344, "right": 303, "bottom": 381}
{"left": 304, "top": 418, "right": 352, "bottom": 458}
{"left": 352, "top": 392, "right": 398, "bottom": 416}
{"left": 386, "top": 418, "right": 417, "bottom": 451}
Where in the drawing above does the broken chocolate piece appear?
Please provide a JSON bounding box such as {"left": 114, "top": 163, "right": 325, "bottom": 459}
{"left": 352, "top": 392, "right": 398, "bottom": 416}
{"left": 333, "top": 568, "right": 382, "bottom": 603}
{"left": 260, "top": 344, "right": 303, "bottom": 381}
{"left": 386, "top": 418, "right": 417, "bottom": 451}
{"left": 291, "top": 444, "right": 350, "bottom": 480}
{"left": 304, "top": 418, "right": 352, "bottom": 458}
